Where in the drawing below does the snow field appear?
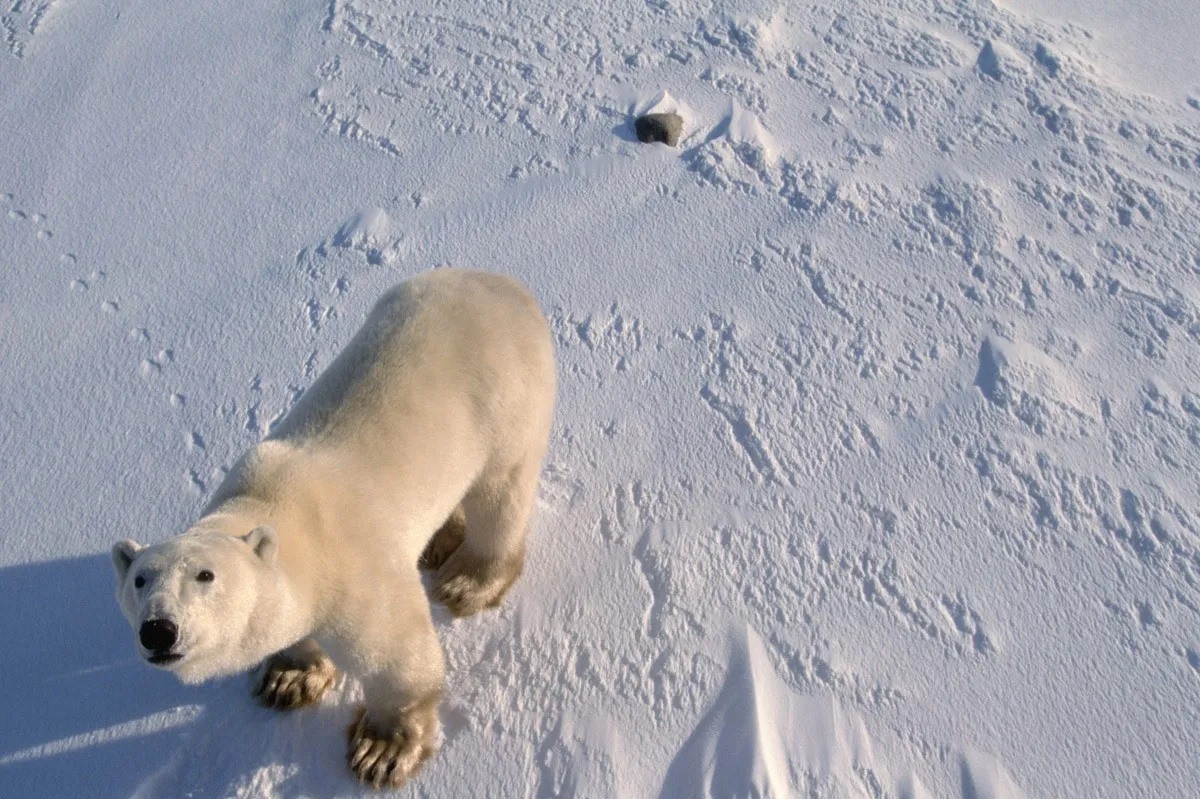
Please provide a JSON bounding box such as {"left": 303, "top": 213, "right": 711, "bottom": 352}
{"left": 1, "top": 0, "right": 1199, "bottom": 796}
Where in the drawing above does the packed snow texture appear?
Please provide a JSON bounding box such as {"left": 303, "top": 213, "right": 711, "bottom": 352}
{"left": 2, "top": 0, "right": 1199, "bottom": 796}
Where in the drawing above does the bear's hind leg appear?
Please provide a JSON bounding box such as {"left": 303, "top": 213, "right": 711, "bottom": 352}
{"left": 432, "top": 455, "right": 540, "bottom": 617}
{"left": 254, "top": 638, "right": 337, "bottom": 711}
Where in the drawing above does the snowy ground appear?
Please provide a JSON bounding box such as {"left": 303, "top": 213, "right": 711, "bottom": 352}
{"left": 2, "top": 0, "right": 1199, "bottom": 796}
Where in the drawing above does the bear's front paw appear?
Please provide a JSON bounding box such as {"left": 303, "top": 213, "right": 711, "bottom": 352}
{"left": 346, "top": 706, "right": 436, "bottom": 789}
{"left": 254, "top": 651, "right": 337, "bottom": 711}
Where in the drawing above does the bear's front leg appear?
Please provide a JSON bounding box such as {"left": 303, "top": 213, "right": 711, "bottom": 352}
{"left": 338, "top": 571, "right": 445, "bottom": 789}
{"left": 254, "top": 638, "right": 338, "bottom": 711}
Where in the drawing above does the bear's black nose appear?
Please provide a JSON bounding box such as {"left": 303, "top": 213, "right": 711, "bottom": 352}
{"left": 139, "top": 619, "right": 178, "bottom": 652}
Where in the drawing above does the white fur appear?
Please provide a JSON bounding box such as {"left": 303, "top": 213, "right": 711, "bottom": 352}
{"left": 112, "top": 528, "right": 302, "bottom": 684}
{"left": 112, "top": 269, "right": 556, "bottom": 783}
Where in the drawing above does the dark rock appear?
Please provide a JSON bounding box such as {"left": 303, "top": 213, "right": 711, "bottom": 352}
{"left": 634, "top": 113, "right": 683, "bottom": 146}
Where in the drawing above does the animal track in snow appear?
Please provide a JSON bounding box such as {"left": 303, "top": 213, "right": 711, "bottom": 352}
{"left": 938, "top": 594, "right": 996, "bottom": 656}
{"left": 718, "top": 510, "right": 997, "bottom": 660}
{"left": 126, "top": 326, "right": 196, "bottom": 417}
{"left": 596, "top": 480, "right": 666, "bottom": 547}
{"left": 687, "top": 306, "right": 894, "bottom": 488}
{"left": 2, "top": 1, "right": 59, "bottom": 58}
{"left": 593, "top": 480, "right": 703, "bottom": 640}
{"left": 188, "top": 469, "right": 207, "bottom": 494}
{"left": 301, "top": 296, "right": 335, "bottom": 333}
{"left": 314, "top": 2, "right": 605, "bottom": 151}
{"left": 4, "top": 193, "right": 53, "bottom": 241}
{"left": 769, "top": 635, "right": 906, "bottom": 712}
{"left": 139, "top": 349, "right": 173, "bottom": 379}
{"left": 5, "top": 191, "right": 126, "bottom": 316}
{"left": 168, "top": 215, "right": 392, "bottom": 495}
{"left": 845, "top": 552, "right": 996, "bottom": 657}
{"left": 536, "top": 463, "right": 583, "bottom": 514}
{"left": 549, "top": 303, "right": 645, "bottom": 380}
{"left": 292, "top": 209, "right": 400, "bottom": 335}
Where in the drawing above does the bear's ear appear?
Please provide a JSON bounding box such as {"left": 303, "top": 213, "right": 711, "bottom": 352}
{"left": 111, "top": 539, "right": 142, "bottom": 583}
{"left": 243, "top": 526, "right": 278, "bottom": 565}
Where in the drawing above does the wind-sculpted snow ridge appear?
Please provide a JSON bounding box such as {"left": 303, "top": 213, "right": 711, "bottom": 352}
{"left": 2, "top": 0, "right": 1199, "bottom": 796}
{"left": 662, "top": 624, "right": 911, "bottom": 798}
{"left": 658, "top": 624, "right": 1028, "bottom": 798}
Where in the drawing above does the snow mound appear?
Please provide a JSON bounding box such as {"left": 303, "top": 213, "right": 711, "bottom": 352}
{"left": 660, "top": 625, "right": 918, "bottom": 798}
{"left": 331, "top": 208, "right": 398, "bottom": 265}
{"left": 976, "top": 40, "right": 1029, "bottom": 80}
{"left": 974, "top": 333, "right": 1093, "bottom": 435}
{"left": 686, "top": 102, "right": 781, "bottom": 197}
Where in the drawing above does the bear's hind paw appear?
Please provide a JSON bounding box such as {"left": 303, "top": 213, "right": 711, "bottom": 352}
{"left": 432, "top": 572, "right": 505, "bottom": 617}
{"left": 254, "top": 653, "right": 337, "bottom": 711}
{"left": 432, "top": 550, "right": 522, "bottom": 617}
{"left": 418, "top": 508, "right": 466, "bottom": 571}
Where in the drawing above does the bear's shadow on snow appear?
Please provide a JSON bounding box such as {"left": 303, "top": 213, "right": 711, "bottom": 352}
{"left": 0, "top": 554, "right": 226, "bottom": 797}
{"left": 0, "top": 556, "right": 485, "bottom": 797}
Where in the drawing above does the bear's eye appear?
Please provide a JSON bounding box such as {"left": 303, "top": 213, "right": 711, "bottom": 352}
{"left": 197, "top": 570, "right": 215, "bottom": 583}
{"left": 134, "top": 575, "right": 145, "bottom": 589}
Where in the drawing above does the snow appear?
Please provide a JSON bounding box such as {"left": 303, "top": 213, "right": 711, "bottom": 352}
{"left": 2, "top": 0, "right": 1199, "bottom": 796}
{"left": 997, "top": 0, "right": 1200, "bottom": 101}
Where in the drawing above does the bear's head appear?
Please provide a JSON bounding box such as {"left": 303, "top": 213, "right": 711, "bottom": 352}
{"left": 111, "top": 526, "right": 279, "bottom": 684}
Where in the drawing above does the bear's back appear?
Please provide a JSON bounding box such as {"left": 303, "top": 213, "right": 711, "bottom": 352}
{"left": 269, "top": 269, "right": 553, "bottom": 453}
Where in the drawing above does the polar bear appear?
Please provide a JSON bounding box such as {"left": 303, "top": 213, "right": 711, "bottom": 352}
{"left": 110, "top": 269, "right": 556, "bottom": 789}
